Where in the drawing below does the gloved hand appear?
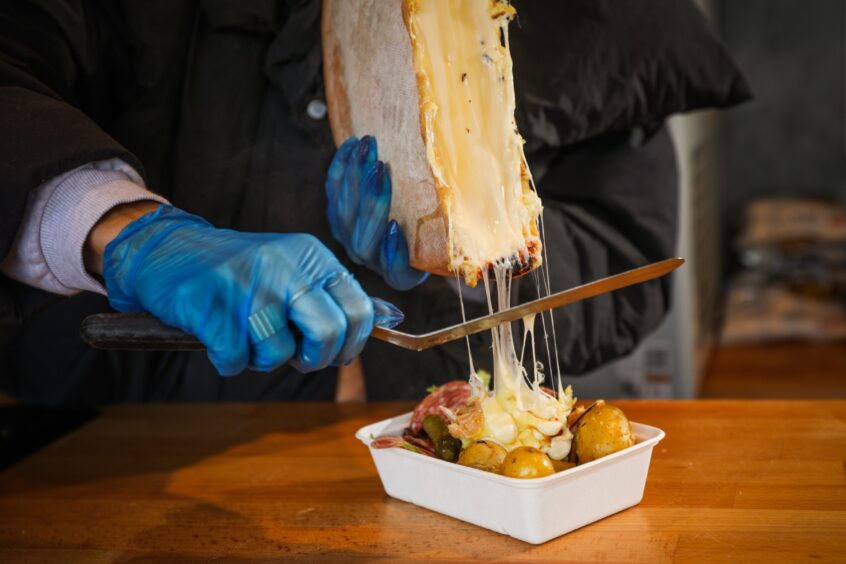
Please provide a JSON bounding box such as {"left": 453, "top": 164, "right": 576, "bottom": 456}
{"left": 103, "top": 206, "right": 403, "bottom": 376}
{"left": 326, "top": 136, "right": 430, "bottom": 291}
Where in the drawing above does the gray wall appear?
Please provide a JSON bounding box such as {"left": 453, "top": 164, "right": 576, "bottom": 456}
{"left": 720, "top": 0, "right": 846, "bottom": 224}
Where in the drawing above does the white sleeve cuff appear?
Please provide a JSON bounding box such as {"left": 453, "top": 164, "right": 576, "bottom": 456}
{"left": 0, "top": 159, "right": 169, "bottom": 296}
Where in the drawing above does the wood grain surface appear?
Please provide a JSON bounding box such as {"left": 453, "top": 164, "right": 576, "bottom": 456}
{"left": 0, "top": 401, "right": 844, "bottom": 563}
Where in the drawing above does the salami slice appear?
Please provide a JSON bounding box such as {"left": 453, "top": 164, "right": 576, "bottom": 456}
{"left": 402, "top": 434, "right": 436, "bottom": 456}
{"left": 409, "top": 380, "right": 472, "bottom": 435}
{"left": 371, "top": 436, "right": 407, "bottom": 449}
{"left": 370, "top": 436, "right": 435, "bottom": 457}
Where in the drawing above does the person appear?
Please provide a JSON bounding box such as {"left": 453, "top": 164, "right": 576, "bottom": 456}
{"left": 0, "top": 1, "right": 737, "bottom": 406}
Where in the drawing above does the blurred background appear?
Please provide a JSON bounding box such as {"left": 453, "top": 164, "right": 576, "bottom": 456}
{"left": 578, "top": 0, "right": 846, "bottom": 400}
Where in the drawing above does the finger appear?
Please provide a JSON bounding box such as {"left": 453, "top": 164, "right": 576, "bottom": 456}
{"left": 372, "top": 297, "right": 404, "bottom": 329}
{"left": 202, "top": 305, "right": 250, "bottom": 377}
{"left": 288, "top": 288, "right": 348, "bottom": 373}
{"left": 323, "top": 271, "right": 374, "bottom": 364}
{"left": 351, "top": 160, "right": 391, "bottom": 269}
{"left": 247, "top": 304, "right": 297, "bottom": 372}
{"left": 326, "top": 137, "right": 358, "bottom": 242}
{"left": 163, "top": 280, "right": 249, "bottom": 376}
{"left": 337, "top": 136, "right": 378, "bottom": 247}
{"left": 380, "top": 220, "right": 431, "bottom": 291}
{"left": 326, "top": 137, "right": 359, "bottom": 201}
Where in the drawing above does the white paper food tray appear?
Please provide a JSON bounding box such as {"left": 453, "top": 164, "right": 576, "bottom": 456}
{"left": 356, "top": 411, "right": 665, "bottom": 544}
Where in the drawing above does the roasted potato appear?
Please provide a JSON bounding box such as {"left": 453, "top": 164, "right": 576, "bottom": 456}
{"left": 457, "top": 440, "right": 507, "bottom": 473}
{"left": 573, "top": 402, "right": 635, "bottom": 463}
{"left": 499, "top": 446, "right": 555, "bottom": 479}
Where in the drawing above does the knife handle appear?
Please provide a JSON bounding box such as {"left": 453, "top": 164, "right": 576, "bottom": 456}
{"left": 80, "top": 313, "right": 205, "bottom": 351}
{"left": 80, "top": 312, "right": 408, "bottom": 352}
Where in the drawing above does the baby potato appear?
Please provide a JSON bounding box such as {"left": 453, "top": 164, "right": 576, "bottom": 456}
{"left": 457, "top": 441, "right": 507, "bottom": 473}
{"left": 573, "top": 403, "right": 635, "bottom": 463}
{"left": 499, "top": 446, "right": 555, "bottom": 479}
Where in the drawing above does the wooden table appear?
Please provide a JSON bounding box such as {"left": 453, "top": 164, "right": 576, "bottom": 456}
{"left": 0, "top": 401, "right": 844, "bottom": 563}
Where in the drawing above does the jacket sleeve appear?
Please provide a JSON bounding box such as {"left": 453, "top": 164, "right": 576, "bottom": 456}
{"left": 0, "top": 0, "right": 142, "bottom": 262}
{"left": 515, "top": 126, "right": 678, "bottom": 374}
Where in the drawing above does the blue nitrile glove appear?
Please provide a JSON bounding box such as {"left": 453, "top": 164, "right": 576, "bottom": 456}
{"left": 326, "top": 136, "right": 430, "bottom": 291}
{"left": 103, "top": 206, "right": 403, "bottom": 376}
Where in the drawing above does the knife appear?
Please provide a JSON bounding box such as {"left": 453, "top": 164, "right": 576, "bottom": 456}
{"left": 80, "top": 257, "right": 683, "bottom": 352}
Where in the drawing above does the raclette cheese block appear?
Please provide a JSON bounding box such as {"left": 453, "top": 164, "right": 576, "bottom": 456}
{"left": 322, "top": 0, "right": 542, "bottom": 286}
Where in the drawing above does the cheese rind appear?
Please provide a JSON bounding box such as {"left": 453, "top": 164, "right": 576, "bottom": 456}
{"left": 323, "top": 0, "right": 448, "bottom": 275}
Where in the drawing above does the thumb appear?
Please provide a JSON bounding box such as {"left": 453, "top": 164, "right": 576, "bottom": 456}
{"left": 379, "top": 221, "right": 430, "bottom": 291}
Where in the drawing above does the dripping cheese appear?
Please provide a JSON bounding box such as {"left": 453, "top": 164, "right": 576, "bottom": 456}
{"left": 476, "top": 266, "right": 575, "bottom": 460}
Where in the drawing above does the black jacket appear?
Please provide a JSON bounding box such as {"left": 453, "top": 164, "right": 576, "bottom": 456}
{"left": 0, "top": 0, "right": 682, "bottom": 405}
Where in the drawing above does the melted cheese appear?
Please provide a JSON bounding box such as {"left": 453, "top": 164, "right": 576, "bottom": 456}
{"left": 481, "top": 265, "right": 574, "bottom": 459}
{"left": 408, "top": 0, "right": 542, "bottom": 285}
